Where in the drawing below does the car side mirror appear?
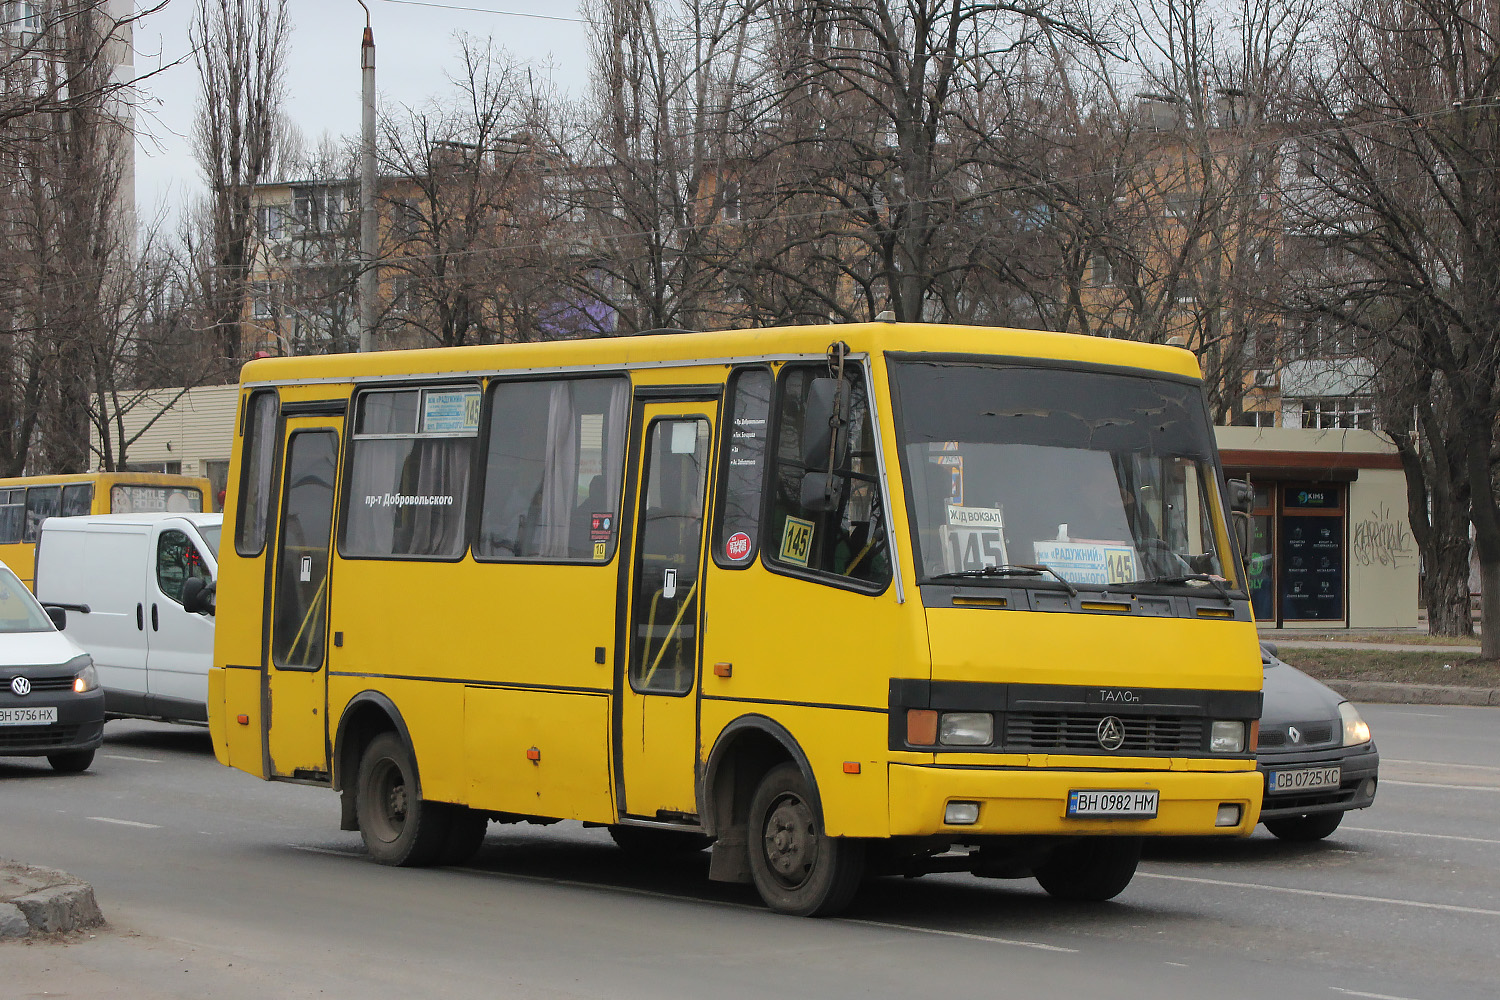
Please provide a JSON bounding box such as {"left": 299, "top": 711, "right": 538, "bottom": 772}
{"left": 182, "top": 577, "right": 216, "bottom": 616}
{"left": 45, "top": 606, "right": 66, "bottom": 630}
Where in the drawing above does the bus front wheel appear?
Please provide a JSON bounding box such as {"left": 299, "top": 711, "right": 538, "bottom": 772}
{"left": 356, "top": 732, "right": 450, "bottom": 866}
{"left": 746, "top": 763, "right": 864, "bottom": 916}
{"left": 1033, "top": 836, "right": 1141, "bottom": 901}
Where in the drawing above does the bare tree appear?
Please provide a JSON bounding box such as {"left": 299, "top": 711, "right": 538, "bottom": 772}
{"left": 192, "top": 0, "right": 290, "bottom": 365}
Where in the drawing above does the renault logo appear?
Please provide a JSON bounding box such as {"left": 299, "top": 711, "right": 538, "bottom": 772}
{"left": 1288, "top": 726, "right": 1302, "bottom": 744}
{"left": 1097, "top": 715, "right": 1126, "bottom": 750}
{"left": 10, "top": 676, "right": 31, "bottom": 697}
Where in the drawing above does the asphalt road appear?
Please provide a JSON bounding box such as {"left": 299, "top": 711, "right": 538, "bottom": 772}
{"left": 2, "top": 704, "right": 1497, "bottom": 1000}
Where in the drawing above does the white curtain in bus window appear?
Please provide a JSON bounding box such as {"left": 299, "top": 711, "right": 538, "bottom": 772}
{"left": 343, "top": 386, "right": 480, "bottom": 558}
{"left": 0, "top": 490, "right": 24, "bottom": 544}
{"left": 477, "top": 377, "right": 629, "bottom": 561}
{"left": 237, "top": 391, "right": 280, "bottom": 555}
{"left": 60, "top": 484, "right": 93, "bottom": 517}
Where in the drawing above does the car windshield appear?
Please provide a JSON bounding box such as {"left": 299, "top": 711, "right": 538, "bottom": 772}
{"left": 198, "top": 524, "right": 222, "bottom": 557}
{"left": 0, "top": 567, "right": 56, "bottom": 632}
{"left": 891, "top": 360, "right": 1234, "bottom": 590}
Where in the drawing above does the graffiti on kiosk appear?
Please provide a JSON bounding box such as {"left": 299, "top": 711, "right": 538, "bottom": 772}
{"left": 1352, "top": 502, "right": 1415, "bottom": 567}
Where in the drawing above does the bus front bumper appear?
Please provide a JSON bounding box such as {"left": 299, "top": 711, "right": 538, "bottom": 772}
{"left": 888, "top": 763, "right": 1263, "bottom": 837}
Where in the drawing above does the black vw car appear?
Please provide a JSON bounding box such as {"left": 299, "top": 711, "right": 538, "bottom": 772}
{"left": 1256, "top": 643, "right": 1379, "bottom": 840}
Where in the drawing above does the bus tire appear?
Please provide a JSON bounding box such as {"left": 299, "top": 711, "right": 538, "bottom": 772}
{"left": 746, "top": 762, "right": 864, "bottom": 916}
{"left": 355, "top": 732, "right": 450, "bottom": 866}
{"left": 607, "top": 825, "right": 712, "bottom": 858}
{"left": 440, "top": 807, "right": 490, "bottom": 865}
{"left": 1264, "top": 811, "right": 1343, "bottom": 842}
{"left": 1034, "top": 836, "right": 1141, "bottom": 901}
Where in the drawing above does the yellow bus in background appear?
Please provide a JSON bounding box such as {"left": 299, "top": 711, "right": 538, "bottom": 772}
{"left": 207, "top": 322, "right": 1265, "bottom": 916}
{"left": 0, "top": 472, "right": 213, "bottom": 588}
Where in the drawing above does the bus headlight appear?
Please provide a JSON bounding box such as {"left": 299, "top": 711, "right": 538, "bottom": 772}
{"left": 1339, "top": 702, "right": 1371, "bottom": 745}
{"left": 73, "top": 662, "right": 99, "bottom": 694}
{"left": 1210, "top": 720, "right": 1245, "bottom": 753}
{"left": 939, "top": 712, "right": 994, "bottom": 746}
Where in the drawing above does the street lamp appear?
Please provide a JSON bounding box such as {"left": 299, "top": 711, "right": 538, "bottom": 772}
{"left": 357, "top": 1, "right": 377, "bottom": 353}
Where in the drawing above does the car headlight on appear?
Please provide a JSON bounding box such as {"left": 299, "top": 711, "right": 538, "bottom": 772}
{"left": 72, "top": 661, "right": 99, "bottom": 694}
{"left": 939, "top": 712, "right": 993, "bottom": 746}
{"left": 1210, "top": 720, "right": 1245, "bottom": 753}
{"left": 1339, "top": 702, "right": 1371, "bottom": 745}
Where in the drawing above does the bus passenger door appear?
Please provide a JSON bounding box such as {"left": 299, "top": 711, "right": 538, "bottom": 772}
{"left": 264, "top": 418, "right": 342, "bottom": 779}
{"left": 619, "top": 403, "right": 716, "bottom": 820}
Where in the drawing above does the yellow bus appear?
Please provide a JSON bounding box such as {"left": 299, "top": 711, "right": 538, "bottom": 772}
{"left": 0, "top": 472, "right": 214, "bottom": 588}
{"left": 207, "top": 322, "right": 1264, "bottom": 915}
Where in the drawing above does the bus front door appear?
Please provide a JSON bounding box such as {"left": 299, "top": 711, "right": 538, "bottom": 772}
{"left": 619, "top": 403, "right": 716, "bottom": 820}
{"left": 264, "top": 418, "right": 342, "bottom": 780}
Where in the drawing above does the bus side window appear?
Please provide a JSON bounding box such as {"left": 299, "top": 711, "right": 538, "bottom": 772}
{"left": 713, "top": 367, "right": 772, "bottom": 568}
{"left": 23, "top": 486, "right": 60, "bottom": 543}
{"left": 236, "top": 391, "right": 279, "bottom": 556}
{"left": 0, "top": 490, "right": 23, "bottom": 544}
{"left": 766, "top": 365, "right": 891, "bottom": 588}
{"left": 476, "top": 377, "right": 629, "bottom": 562}
{"left": 61, "top": 484, "right": 93, "bottom": 517}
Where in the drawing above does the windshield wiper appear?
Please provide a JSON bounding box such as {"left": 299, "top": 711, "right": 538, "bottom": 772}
{"left": 1128, "top": 573, "right": 1234, "bottom": 604}
{"left": 929, "top": 563, "right": 1078, "bottom": 597}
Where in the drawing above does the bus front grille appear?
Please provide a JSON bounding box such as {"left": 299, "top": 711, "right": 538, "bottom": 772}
{"left": 1004, "top": 712, "right": 1205, "bottom": 753}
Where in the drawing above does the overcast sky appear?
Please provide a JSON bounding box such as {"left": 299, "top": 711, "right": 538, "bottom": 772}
{"left": 131, "top": 0, "right": 590, "bottom": 221}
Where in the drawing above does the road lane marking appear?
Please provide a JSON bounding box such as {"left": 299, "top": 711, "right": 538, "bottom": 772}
{"left": 1330, "top": 988, "right": 1424, "bottom": 1000}
{"left": 88, "top": 816, "right": 160, "bottom": 829}
{"left": 1345, "top": 826, "right": 1500, "bottom": 846}
{"left": 846, "top": 919, "right": 1076, "bottom": 953}
{"left": 100, "top": 754, "right": 160, "bottom": 763}
{"left": 1139, "top": 872, "right": 1500, "bottom": 917}
{"left": 1381, "top": 779, "right": 1500, "bottom": 792}
{"left": 291, "top": 845, "right": 1077, "bottom": 952}
{"left": 1385, "top": 759, "right": 1500, "bottom": 772}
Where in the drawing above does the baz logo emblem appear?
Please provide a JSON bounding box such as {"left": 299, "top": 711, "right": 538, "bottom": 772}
{"left": 10, "top": 675, "right": 31, "bottom": 696}
{"left": 1096, "top": 715, "right": 1126, "bottom": 750}
{"left": 1097, "top": 689, "right": 1140, "bottom": 703}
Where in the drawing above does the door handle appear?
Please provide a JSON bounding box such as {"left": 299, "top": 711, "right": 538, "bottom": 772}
{"left": 136, "top": 603, "right": 143, "bottom": 631}
{"left": 151, "top": 604, "right": 159, "bottom": 631}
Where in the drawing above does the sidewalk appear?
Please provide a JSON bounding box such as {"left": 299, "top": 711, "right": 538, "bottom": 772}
{"left": 0, "top": 860, "right": 103, "bottom": 938}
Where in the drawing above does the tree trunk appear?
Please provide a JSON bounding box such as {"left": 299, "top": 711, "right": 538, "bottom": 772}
{"left": 1423, "top": 530, "right": 1474, "bottom": 636}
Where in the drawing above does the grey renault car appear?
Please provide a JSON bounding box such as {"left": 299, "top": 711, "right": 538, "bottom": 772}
{"left": 1256, "top": 643, "right": 1379, "bottom": 840}
{"left": 0, "top": 562, "right": 104, "bottom": 773}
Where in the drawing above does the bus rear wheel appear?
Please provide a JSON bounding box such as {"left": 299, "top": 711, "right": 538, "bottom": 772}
{"left": 356, "top": 732, "right": 450, "bottom": 866}
{"left": 746, "top": 763, "right": 864, "bottom": 916}
{"left": 1034, "top": 836, "right": 1141, "bottom": 901}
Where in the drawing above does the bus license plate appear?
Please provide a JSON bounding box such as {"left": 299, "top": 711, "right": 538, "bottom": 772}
{"left": 0, "top": 707, "right": 57, "bottom": 726}
{"left": 1268, "top": 766, "right": 1340, "bottom": 793}
{"left": 1067, "top": 789, "right": 1159, "bottom": 818}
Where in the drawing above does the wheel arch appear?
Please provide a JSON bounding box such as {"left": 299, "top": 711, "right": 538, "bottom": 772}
{"left": 333, "top": 691, "right": 419, "bottom": 831}
{"left": 699, "top": 714, "right": 822, "bottom": 839}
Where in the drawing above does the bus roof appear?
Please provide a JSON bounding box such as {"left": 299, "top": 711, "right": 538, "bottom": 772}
{"left": 238, "top": 322, "right": 1204, "bottom": 387}
{"left": 0, "top": 471, "right": 212, "bottom": 490}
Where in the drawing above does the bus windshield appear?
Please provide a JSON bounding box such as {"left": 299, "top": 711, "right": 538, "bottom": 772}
{"left": 891, "top": 360, "right": 1232, "bottom": 590}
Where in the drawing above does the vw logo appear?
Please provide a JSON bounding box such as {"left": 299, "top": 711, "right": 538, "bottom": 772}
{"left": 1288, "top": 726, "right": 1302, "bottom": 744}
{"left": 10, "top": 675, "right": 31, "bottom": 697}
{"left": 1096, "top": 715, "right": 1126, "bottom": 750}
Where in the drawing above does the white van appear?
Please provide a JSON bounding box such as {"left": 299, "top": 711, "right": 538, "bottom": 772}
{"left": 34, "top": 513, "right": 221, "bottom": 725}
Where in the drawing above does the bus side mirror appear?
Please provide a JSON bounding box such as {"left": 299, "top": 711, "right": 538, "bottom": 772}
{"left": 182, "top": 577, "right": 216, "bottom": 616}
{"left": 1231, "top": 511, "right": 1251, "bottom": 562}
{"left": 800, "top": 472, "right": 838, "bottom": 513}
{"left": 1227, "top": 479, "right": 1254, "bottom": 514}
{"left": 801, "top": 378, "right": 850, "bottom": 471}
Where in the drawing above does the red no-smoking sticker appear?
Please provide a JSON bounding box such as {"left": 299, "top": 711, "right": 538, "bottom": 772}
{"left": 725, "top": 531, "right": 752, "bottom": 561}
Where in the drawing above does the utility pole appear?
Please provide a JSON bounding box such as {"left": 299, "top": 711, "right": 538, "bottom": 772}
{"left": 358, "top": 2, "right": 377, "bottom": 353}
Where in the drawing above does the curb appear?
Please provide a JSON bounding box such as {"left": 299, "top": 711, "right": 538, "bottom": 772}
{"left": 0, "top": 861, "right": 104, "bottom": 939}
{"left": 1322, "top": 680, "right": 1500, "bottom": 706}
